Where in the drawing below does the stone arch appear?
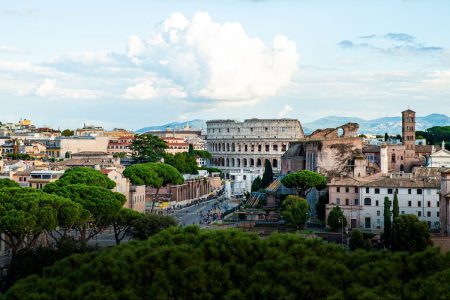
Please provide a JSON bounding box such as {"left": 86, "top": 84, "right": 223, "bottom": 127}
{"left": 273, "top": 158, "right": 278, "bottom": 168}
{"left": 250, "top": 158, "right": 255, "bottom": 167}
{"left": 231, "top": 143, "right": 235, "bottom": 152}
{"left": 243, "top": 158, "right": 248, "bottom": 167}
{"left": 237, "top": 158, "right": 241, "bottom": 167}
{"left": 257, "top": 158, "right": 262, "bottom": 167}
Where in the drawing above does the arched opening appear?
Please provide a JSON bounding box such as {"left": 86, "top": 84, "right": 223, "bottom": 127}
{"left": 364, "top": 198, "right": 371, "bottom": 206}
{"left": 226, "top": 158, "right": 229, "bottom": 167}
{"left": 258, "top": 145, "right": 262, "bottom": 152}
{"left": 391, "top": 153, "right": 396, "bottom": 163}
{"left": 243, "top": 158, "right": 248, "bottom": 167}
{"left": 231, "top": 143, "right": 235, "bottom": 152}
{"left": 238, "top": 144, "right": 241, "bottom": 152}
{"left": 250, "top": 159, "right": 255, "bottom": 167}
{"left": 257, "top": 158, "right": 262, "bottom": 167}
{"left": 226, "top": 143, "right": 230, "bottom": 152}
{"left": 231, "top": 158, "right": 235, "bottom": 167}
{"left": 244, "top": 145, "right": 248, "bottom": 152}
{"left": 237, "top": 158, "right": 241, "bottom": 167}
{"left": 400, "top": 164, "right": 404, "bottom": 172}
{"left": 273, "top": 159, "right": 278, "bottom": 168}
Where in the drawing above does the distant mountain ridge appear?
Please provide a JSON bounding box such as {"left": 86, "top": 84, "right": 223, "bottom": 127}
{"left": 136, "top": 114, "right": 450, "bottom": 135}
{"left": 302, "top": 113, "right": 450, "bottom": 135}
{"left": 136, "top": 119, "right": 207, "bottom": 133}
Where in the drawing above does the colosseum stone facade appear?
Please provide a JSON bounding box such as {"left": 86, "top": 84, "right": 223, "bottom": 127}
{"left": 206, "top": 119, "right": 304, "bottom": 179}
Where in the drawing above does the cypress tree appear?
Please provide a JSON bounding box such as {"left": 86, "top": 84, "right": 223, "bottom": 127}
{"left": 251, "top": 176, "right": 262, "bottom": 193}
{"left": 384, "top": 196, "right": 392, "bottom": 248}
{"left": 261, "top": 159, "right": 274, "bottom": 188}
{"left": 393, "top": 191, "right": 399, "bottom": 220}
{"left": 188, "top": 144, "right": 194, "bottom": 156}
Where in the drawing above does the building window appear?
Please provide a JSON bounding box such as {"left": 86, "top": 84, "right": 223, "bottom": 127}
{"left": 408, "top": 201, "right": 412, "bottom": 207}
{"left": 364, "top": 198, "right": 371, "bottom": 206}
{"left": 437, "top": 201, "right": 440, "bottom": 207}
{"left": 427, "top": 211, "right": 431, "bottom": 217}
{"left": 273, "top": 144, "right": 278, "bottom": 151}
{"left": 366, "top": 187, "right": 370, "bottom": 193}
{"left": 401, "top": 211, "right": 405, "bottom": 214}
{"left": 375, "top": 188, "right": 380, "bottom": 194}
{"left": 418, "top": 201, "right": 421, "bottom": 207}
{"left": 418, "top": 211, "right": 421, "bottom": 217}
{"left": 355, "top": 187, "right": 359, "bottom": 193}
{"left": 377, "top": 210, "right": 380, "bottom": 216}
{"left": 417, "top": 189, "right": 423, "bottom": 195}
{"left": 365, "top": 217, "right": 371, "bottom": 229}
{"left": 387, "top": 188, "right": 393, "bottom": 194}
{"left": 376, "top": 200, "right": 379, "bottom": 206}
{"left": 336, "top": 198, "right": 340, "bottom": 205}
{"left": 336, "top": 187, "right": 340, "bottom": 193}
{"left": 345, "top": 199, "right": 349, "bottom": 205}
{"left": 438, "top": 212, "right": 440, "bottom": 217}
{"left": 354, "top": 199, "right": 359, "bottom": 205}
{"left": 345, "top": 187, "right": 349, "bottom": 193}
{"left": 408, "top": 189, "right": 412, "bottom": 194}
{"left": 265, "top": 145, "right": 270, "bottom": 152}
{"left": 427, "top": 201, "right": 431, "bottom": 207}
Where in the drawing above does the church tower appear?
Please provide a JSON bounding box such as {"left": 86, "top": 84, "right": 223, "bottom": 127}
{"left": 402, "top": 109, "right": 416, "bottom": 171}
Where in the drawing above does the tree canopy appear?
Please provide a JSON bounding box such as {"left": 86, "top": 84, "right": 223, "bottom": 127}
{"left": 391, "top": 214, "right": 432, "bottom": 253}
{"left": 131, "top": 134, "right": 168, "bottom": 163}
{"left": 44, "top": 167, "right": 116, "bottom": 190}
{"left": 130, "top": 213, "right": 178, "bottom": 241}
{"left": 61, "top": 129, "right": 74, "bottom": 137}
{"left": 281, "top": 170, "right": 327, "bottom": 197}
{"left": 164, "top": 152, "right": 198, "bottom": 174}
{"left": 5, "top": 226, "right": 448, "bottom": 300}
{"left": 281, "top": 195, "right": 309, "bottom": 230}
{"left": 123, "top": 163, "right": 183, "bottom": 212}
{"left": 0, "top": 188, "right": 83, "bottom": 256}
{"left": 416, "top": 126, "right": 450, "bottom": 147}
{"left": 327, "top": 206, "right": 347, "bottom": 231}
{"left": 0, "top": 178, "right": 20, "bottom": 189}
{"left": 112, "top": 208, "right": 144, "bottom": 245}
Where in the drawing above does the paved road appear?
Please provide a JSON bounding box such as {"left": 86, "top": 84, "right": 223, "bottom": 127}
{"left": 172, "top": 197, "right": 226, "bottom": 227}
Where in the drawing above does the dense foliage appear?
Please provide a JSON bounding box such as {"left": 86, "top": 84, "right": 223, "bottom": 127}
{"left": 327, "top": 206, "right": 347, "bottom": 231}
{"left": 281, "top": 170, "right": 327, "bottom": 197}
{"left": 391, "top": 214, "right": 432, "bottom": 252}
{"left": 44, "top": 167, "right": 116, "bottom": 190}
{"left": 164, "top": 152, "right": 198, "bottom": 174}
{"left": 416, "top": 126, "right": 450, "bottom": 148}
{"left": 0, "top": 188, "right": 83, "bottom": 256}
{"left": 281, "top": 195, "right": 309, "bottom": 230}
{"left": 315, "top": 192, "right": 329, "bottom": 221}
{"left": 384, "top": 196, "right": 392, "bottom": 248}
{"left": 60, "top": 129, "right": 74, "bottom": 137}
{"left": 0, "top": 178, "right": 20, "bottom": 189}
{"left": 130, "top": 213, "right": 178, "bottom": 241}
{"left": 5, "top": 227, "right": 450, "bottom": 300}
{"left": 131, "top": 134, "right": 168, "bottom": 163}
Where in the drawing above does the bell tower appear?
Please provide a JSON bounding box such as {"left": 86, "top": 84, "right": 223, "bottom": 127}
{"left": 402, "top": 109, "right": 416, "bottom": 171}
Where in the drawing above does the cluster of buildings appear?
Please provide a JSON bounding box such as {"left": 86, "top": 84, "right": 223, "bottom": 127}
{"left": 206, "top": 110, "right": 450, "bottom": 233}
{"left": 0, "top": 120, "right": 220, "bottom": 215}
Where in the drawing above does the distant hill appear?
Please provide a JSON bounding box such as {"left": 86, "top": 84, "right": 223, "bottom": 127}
{"left": 136, "top": 119, "right": 207, "bottom": 133}
{"left": 136, "top": 114, "right": 450, "bottom": 135}
{"left": 302, "top": 114, "right": 450, "bottom": 135}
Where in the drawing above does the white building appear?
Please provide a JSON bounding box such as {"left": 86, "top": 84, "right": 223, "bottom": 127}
{"left": 327, "top": 168, "right": 441, "bottom": 232}
{"left": 429, "top": 141, "right": 450, "bottom": 168}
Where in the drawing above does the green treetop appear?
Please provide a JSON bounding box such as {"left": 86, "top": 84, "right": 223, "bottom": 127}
{"left": 281, "top": 170, "right": 327, "bottom": 198}
{"left": 131, "top": 134, "right": 168, "bottom": 163}
{"left": 281, "top": 195, "right": 309, "bottom": 230}
{"left": 261, "top": 159, "right": 274, "bottom": 189}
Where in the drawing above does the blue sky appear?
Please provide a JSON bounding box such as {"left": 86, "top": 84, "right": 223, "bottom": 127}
{"left": 0, "top": 0, "right": 449, "bottom": 130}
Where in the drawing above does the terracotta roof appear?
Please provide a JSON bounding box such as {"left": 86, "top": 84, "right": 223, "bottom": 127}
{"left": 415, "top": 145, "right": 439, "bottom": 153}
{"left": 101, "top": 169, "right": 113, "bottom": 174}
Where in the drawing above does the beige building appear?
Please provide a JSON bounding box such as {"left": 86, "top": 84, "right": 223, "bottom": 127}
{"left": 45, "top": 136, "right": 109, "bottom": 158}
{"left": 207, "top": 118, "right": 304, "bottom": 179}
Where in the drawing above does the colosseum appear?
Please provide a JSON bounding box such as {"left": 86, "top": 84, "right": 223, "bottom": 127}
{"left": 206, "top": 119, "right": 304, "bottom": 180}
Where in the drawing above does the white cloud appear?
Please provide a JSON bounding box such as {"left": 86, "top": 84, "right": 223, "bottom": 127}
{"left": 34, "top": 78, "right": 100, "bottom": 99}
{"left": 0, "top": 45, "right": 27, "bottom": 54}
{"left": 124, "top": 79, "right": 187, "bottom": 100}
{"left": 278, "top": 104, "right": 293, "bottom": 118}
{"left": 126, "top": 12, "right": 299, "bottom": 103}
